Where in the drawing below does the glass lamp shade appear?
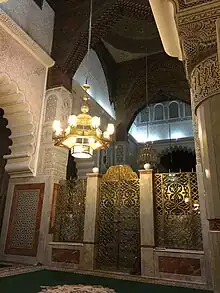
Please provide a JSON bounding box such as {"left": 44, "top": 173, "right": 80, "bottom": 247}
{"left": 91, "top": 116, "right": 100, "bottom": 128}
{"left": 68, "top": 115, "right": 77, "bottom": 127}
{"left": 71, "top": 144, "right": 93, "bottom": 159}
{"left": 107, "top": 123, "right": 115, "bottom": 135}
{"left": 53, "top": 120, "right": 62, "bottom": 135}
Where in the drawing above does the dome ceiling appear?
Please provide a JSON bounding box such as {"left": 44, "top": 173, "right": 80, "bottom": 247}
{"left": 47, "top": 0, "right": 189, "bottom": 118}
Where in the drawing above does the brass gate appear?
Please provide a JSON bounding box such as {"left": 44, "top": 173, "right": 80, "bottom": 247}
{"left": 96, "top": 166, "right": 140, "bottom": 273}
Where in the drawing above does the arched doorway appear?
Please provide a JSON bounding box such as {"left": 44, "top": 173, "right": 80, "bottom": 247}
{"left": 159, "top": 147, "right": 196, "bottom": 172}
{"left": 0, "top": 108, "right": 12, "bottom": 234}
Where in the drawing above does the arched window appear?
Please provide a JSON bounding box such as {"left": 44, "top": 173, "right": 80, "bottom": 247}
{"left": 154, "top": 104, "right": 164, "bottom": 121}
{"left": 141, "top": 107, "right": 149, "bottom": 122}
{"left": 169, "top": 102, "right": 179, "bottom": 119}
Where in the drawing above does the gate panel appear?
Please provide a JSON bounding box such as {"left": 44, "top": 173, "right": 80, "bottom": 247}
{"left": 53, "top": 179, "right": 86, "bottom": 243}
{"left": 96, "top": 180, "right": 118, "bottom": 271}
{"left": 96, "top": 166, "right": 140, "bottom": 273}
{"left": 154, "top": 172, "right": 203, "bottom": 250}
{"left": 119, "top": 179, "right": 140, "bottom": 271}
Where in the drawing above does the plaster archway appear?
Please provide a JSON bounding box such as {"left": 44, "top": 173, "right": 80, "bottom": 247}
{"left": 0, "top": 73, "right": 35, "bottom": 177}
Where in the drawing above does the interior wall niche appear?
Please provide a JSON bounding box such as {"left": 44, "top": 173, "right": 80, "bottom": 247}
{"left": 0, "top": 108, "right": 12, "bottom": 234}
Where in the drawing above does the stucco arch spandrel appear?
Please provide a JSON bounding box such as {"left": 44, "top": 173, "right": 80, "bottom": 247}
{"left": 0, "top": 73, "right": 36, "bottom": 178}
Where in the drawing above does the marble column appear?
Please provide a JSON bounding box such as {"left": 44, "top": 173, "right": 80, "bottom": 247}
{"left": 83, "top": 173, "right": 102, "bottom": 270}
{"left": 193, "top": 111, "right": 213, "bottom": 288}
{"left": 190, "top": 54, "right": 220, "bottom": 292}
{"left": 139, "top": 169, "right": 155, "bottom": 277}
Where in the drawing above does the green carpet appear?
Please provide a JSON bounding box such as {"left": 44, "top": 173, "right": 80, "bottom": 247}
{"left": 0, "top": 270, "right": 212, "bottom": 293}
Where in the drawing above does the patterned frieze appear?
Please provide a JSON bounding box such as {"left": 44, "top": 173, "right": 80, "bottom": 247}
{"left": 177, "top": 2, "right": 220, "bottom": 75}
{"left": 190, "top": 54, "right": 220, "bottom": 111}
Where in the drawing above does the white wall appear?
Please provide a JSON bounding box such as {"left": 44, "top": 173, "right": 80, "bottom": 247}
{"left": 73, "top": 49, "right": 115, "bottom": 119}
{"left": 132, "top": 120, "right": 193, "bottom": 143}
{"left": 129, "top": 100, "right": 194, "bottom": 143}
{"left": 0, "top": 0, "right": 54, "bottom": 54}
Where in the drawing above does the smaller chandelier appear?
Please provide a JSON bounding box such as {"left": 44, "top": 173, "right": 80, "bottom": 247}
{"left": 139, "top": 143, "right": 160, "bottom": 169}
{"left": 52, "top": 83, "right": 114, "bottom": 159}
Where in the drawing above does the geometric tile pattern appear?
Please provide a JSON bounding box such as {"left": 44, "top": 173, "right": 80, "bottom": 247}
{"left": 5, "top": 184, "right": 45, "bottom": 257}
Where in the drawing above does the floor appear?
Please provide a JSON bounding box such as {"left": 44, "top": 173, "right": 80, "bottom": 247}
{"left": 0, "top": 269, "right": 212, "bottom": 293}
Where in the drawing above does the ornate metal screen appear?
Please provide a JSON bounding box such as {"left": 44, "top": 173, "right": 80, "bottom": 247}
{"left": 96, "top": 166, "right": 140, "bottom": 273}
{"left": 53, "top": 179, "right": 86, "bottom": 243}
{"left": 154, "top": 172, "right": 203, "bottom": 250}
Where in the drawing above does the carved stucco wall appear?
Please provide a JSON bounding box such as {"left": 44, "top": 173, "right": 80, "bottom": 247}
{"left": 0, "top": 0, "right": 54, "bottom": 54}
{"left": 38, "top": 86, "right": 72, "bottom": 179}
{"left": 0, "top": 22, "right": 49, "bottom": 176}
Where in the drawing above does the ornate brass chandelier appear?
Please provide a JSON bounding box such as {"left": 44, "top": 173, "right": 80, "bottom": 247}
{"left": 139, "top": 143, "right": 159, "bottom": 169}
{"left": 52, "top": 0, "right": 114, "bottom": 159}
{"left": 52, "top": 84, "right": 114, "bottom": 159}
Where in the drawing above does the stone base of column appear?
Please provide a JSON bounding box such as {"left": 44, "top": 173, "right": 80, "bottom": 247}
{"left": 141, "top": 247, "right": 155, "bottom": 277}
{"left": 82, "top": 243, "right": 96, "bottom": 270}
{"left": 209, "top": 223, "right": 220, "bottom": 292}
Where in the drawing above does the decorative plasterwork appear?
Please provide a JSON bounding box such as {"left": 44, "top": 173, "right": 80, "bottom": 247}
{"left": 37, "top": 87, "right": 72, "bottom": 179}
{"left": 0, "top": 9, "right": 54, "bottom": 68}
{"left": 191, "top": 54, "right": 220, "bottom": 112}
{"left": 0, "top": 74, "right": 36, "bottom": 177}
{"left": 178, "top": 2, "right": 220, "bottom": 75}
{"left": 175, "top": 0, "right": 215, "bottom": 11}
{"left": 49, "top": 0, "right": 156, "bottom": 86}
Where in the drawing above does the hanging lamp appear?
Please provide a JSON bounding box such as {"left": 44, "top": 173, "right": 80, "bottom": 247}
{"left": 139, "top": 49, "right": 159, "bottom": 169}
{"left": 52, "top": 0, "right": 114, "bottom": 158}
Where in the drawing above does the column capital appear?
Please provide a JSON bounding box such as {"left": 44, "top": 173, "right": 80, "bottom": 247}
{"left": 178, "top": 2, "right": 220, "bottom": 75}
{"left": 191, "top": 54, "right": 220, "bottom": 112}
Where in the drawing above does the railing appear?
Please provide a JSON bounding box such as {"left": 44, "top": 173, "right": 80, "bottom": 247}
{"left": 154, "top": 172, "right": 203, "bottom": 250}
{"left": 53, "top": 179, "right": 87, "bottom": 243}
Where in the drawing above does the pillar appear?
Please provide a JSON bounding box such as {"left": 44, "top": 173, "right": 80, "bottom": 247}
{"left": 191, "top": 53, "right": 220, "bottom": 292}
{"left": 193, "top": 107, "right": 213, "bottom": 288}
{"left": 177, "top": 3, "right": 220, "bottom": 290}
{"left": 83, "top": 172, "right": 102, "bottom": 270}
{"left": 139, "top": 169, "right": 155, "bottom": 277}
{"left": 191, "top": 57, "right": 220, "bottom": 290}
